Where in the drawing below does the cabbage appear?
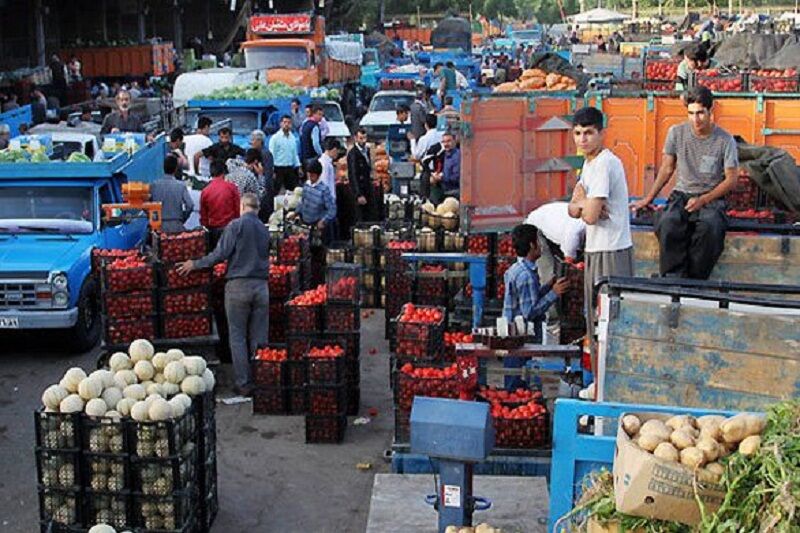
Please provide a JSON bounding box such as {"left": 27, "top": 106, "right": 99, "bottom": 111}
{"left": 195, "top": 81, "right": 305, "bottom": 101}
{"left": 67, "top": 152, "right": 92, "bottom": 163}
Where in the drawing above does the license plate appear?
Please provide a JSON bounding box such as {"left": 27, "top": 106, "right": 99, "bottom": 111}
{"left": 0, "top": 317, "right": 19, "bottom": 329}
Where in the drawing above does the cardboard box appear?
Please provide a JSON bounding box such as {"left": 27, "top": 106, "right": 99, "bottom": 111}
{"left": 613, "top": 412, "right": 725, "bottom": 526}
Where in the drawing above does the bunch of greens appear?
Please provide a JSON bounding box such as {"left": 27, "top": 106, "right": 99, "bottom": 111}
{"left": 195, "top": 82, "right": 304, "bottom": 101}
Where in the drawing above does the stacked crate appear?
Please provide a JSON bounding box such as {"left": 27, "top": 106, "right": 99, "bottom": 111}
{"left": 285, "top": 285, "right": 326, "bottom": 414}
{"left": 153, "top": 230, "right": 213, "bottom": 341}
{"left": 352, "top": 225, "right": 382, "bottom": 308}
{"left": 252, "top": 346, "right": 291, "bottom": 415}
{"left": 193, "top": 392, "right": 218, "bottom": 532}
{"left": 476, "top": 386, "right": 551, "bottom": 450}
{"left": 304, "top": 341, "right": 348, "bottom": 444}
{"left": 267, "top": 264, "right": 300, "bottom": 344}
{"left": 643, "top": 57, "right": 678, "bottom": 91}
{"left": 326, "top": 264, "right": 362, "bottom": 416}
{"left": 556, "top": 259, "right": 586, "bottom": 344}
{"left": 275, "top": 234, "right": 312, "bottom": 290}
{"left": 100, "top": 254, "right": 157, "bottom": 347}
{"left": 384, "top": 240, "right": 417, "bottom": 342}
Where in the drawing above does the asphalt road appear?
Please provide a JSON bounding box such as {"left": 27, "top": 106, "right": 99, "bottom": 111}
{"left": 0, "top": 311, "right": 395, "bottom": 533}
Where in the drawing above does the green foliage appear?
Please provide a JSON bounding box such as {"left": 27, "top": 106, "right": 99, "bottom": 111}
{"left": 195, "top": 82, "right": 305, "bottom": 101}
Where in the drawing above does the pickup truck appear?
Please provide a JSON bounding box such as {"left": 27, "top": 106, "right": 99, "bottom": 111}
{"left": 0, "top": 137, "right": 166, "bottom": 351}
{"left": 358, "top": 90, "right": 415, "bottom": 142}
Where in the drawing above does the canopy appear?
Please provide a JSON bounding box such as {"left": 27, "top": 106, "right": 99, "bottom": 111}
{"left": 570, "top": 8, "right": 631, "bottom": 24}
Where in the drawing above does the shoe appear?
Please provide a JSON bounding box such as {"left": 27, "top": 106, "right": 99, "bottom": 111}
{"left": 233, "top": 385, "right": 253, "bottom": 397}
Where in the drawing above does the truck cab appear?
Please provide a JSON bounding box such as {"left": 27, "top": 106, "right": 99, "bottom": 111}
{"left": 358, "top": 90, "right": 415, "bottom": 142}
{"left": 360, "top": 48, "right": 382, "bottom": 89}
{"left": 0, "top": 137, "right": 166, "bottom": 351}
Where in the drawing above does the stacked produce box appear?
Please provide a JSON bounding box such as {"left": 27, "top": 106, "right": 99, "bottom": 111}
{"left": 643, "top": 58, "right": 678, "bottom": 91}
{"left": 100, "top": 254, "right": 158, "bottom": 346}
{"left": 275, "top": 234, "right": 311, "bottom": 290}
{"left": 748, "top": 68, "right": 799, "bottom": 93}
{"left": 267, "top": 263, "right": 300, "bottom": 344}
{"left": 694, "top": 68, "right": 745, "bottom": 92}
{"left": 304, "top": 341, "right": 348, "bottom": 443}
{"left": 556, "top": 258, "right": 586, "bottom": 344}
{"left": 476, "top": 386, "right": 550, "bottom": 450}
{"left": 36, "top": 340, "right": 217, "bottom": 533}
{"left": 384, "top": 240, "right": 417, "bottom": 342}
{"left": 326, "top": 264, "right": 363, "bottom": 417}
{"left": 352, "top": 225, "right": 382, "bottom": 308}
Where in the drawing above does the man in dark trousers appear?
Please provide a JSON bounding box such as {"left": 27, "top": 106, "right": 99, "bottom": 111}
{"left": 299, "top": 104, "right": 324, "bottom": 166}
{"left": 177, "top": 192, "right": 269, "bottom": 397}
{"left": 633, "top": 86, "right": 738, "bottom": 279}
{"left": 347, "top": 127, "right": 378, "bottom": 222}
{"left": 150, "top": 155, "right": 194, "bottom": 233}
{"left": 200, "top": 159, "right": 241, "bottom": 248}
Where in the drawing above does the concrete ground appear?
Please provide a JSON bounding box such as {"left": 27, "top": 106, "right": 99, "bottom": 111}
{"left": 0, "top": 310, "right": 395, "bottom": 532}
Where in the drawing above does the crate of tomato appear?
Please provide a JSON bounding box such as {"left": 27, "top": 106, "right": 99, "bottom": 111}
{"left": 324, "top": 303, "right": 361, "bottom": 332}
{"left": 102, "top": 290, "right": 156, "bottom": 320}
{"left": 159, "top": 287, "right": 211, "bottom": 315}
{"left": 556, "top": 258, "right": 586, "bottom": 325}
{"left": 415, "top": 264, "right": 449, "bottom": 307}
{"left": 92, "top": 248, "right": 140, "bottom": 278}
{"left": 725, "top": 171, "right": 760, "bottom": 210}
{"left": 101, "top": 254, "right": 156, "bottom": 294}
{"left": 305, "top": 342, "right": 346, "bottom": 385}
{"left": 286, "top": 285, "right": 326, "bottom": 334}
{"left": 161, "top": 311, "right": 213, "bottom": 339}
{"left": 443, "top": 330, "right": 474, "bottom": 362}
{"left": 269, "top": 264, "right": 299, "bottom": 300}
{"left": 490, "top": 400, "right": 550, "bottom": 449}
{"left": 644, "top": 58, "right": 678, "bottom": 82}
{"left": 395, "top": 362, "right": 462, "bottom": 411}
{"left": 158, "top": 262, "right": 213, "bottom": 290}
{"left": 104, "top": 316, "right": 157, "bottom": 346}
{"left": 252, "top": 346, "right": 288, "bottom": 387}
{"left": 385, "top": 240, "right": 417, "bottom": 272}
{"left": 749, "top": 68, "right": 798, "bottom": 93}
{"left": 326, "top": 263, "right": 361, "bottom": 304}
{"left": 395, "top": 304, "right": 446, "bottom": 361}
{"left": 152, "top": 229, "right": 208, "bottom": 263}
{"left": 695, "top": 69, "right": 744, "bottom": 92}
{"left": 275, "top": 234, "right": 310, "bottom": 265}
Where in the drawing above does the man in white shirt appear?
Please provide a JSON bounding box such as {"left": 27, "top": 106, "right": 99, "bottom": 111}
{"left": 184, "top": 116, "right": 213, "bottom": 177}
{"left": 411, "top": 114, "right": 443, "bottom": 161}
{"left": 318, "top": 138, "right": 340, "bottom": 203}
{"left": 568, "top": 107, "right": 633, "bottom": 345}
{"left": 525, "top": 201, "right": 586, "bottom": 261}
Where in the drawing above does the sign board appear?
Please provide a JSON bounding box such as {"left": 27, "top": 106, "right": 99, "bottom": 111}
{"left": 249, "top": 14, "right": 312, "bottom": 34}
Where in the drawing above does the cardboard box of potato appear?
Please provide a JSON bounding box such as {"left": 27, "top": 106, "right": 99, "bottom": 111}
{"left": 612, "top": 412, "right": 726, "bottom": 526}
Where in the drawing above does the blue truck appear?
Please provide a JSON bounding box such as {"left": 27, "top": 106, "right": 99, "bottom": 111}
{"left": 0, "top": 137, "right": 166, "bottom": 351}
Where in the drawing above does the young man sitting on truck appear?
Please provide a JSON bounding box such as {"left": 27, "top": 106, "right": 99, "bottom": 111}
{"left": 568, "top": 106, "right": 633, "bottom": 341}
{"left": 632, "top": 86, "right": 738, "bottom": 280}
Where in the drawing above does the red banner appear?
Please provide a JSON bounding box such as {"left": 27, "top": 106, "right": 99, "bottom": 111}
{"left": 250, "top": 14, "right": 312, "bottom": 34}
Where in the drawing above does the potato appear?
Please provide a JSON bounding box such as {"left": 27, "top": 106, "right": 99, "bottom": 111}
{"left": 717, "top": 441, "right": 737, "bottom": 458}
{"left": 680, "top": 447, "right": 706, "bottom": 469}
{"left": 445, "top": 527, "right": 459, "bottom": 533}
{"left": 696, "top": 467, "right": 721, "bottom": 484}
{"left": 622, "top": 414, "right": 641, "bottom": 437}
{"left": 743, "top": 414, "right": 766, "bottom": 437}
{"left": 666, "top": 414, "right": 697, "bottom": 431}
{"left": 696, "top": 415, "right": 726, "bottom": 440}
{"left": 638, "top": 432, "right": 666, "bottom": 452}
{"left": 669, "top": 429, "right": 696, "bottom": 450}
{"left": 640, "top": 419, "right": 671, "bottom": 441}
{"left": 720, "top": 414, "right": 748, "bottom": 443}
{"left": 739, "top": 435, "right": 761, "bottom": 456}
{"left": 706, "top": 462, "right": 725, "bottom": 477}
{"left": 653, "top": 442, "right": 680, "bottom": 462}
{"left": 696, "top": 437, "right": 720, "bottom": 462}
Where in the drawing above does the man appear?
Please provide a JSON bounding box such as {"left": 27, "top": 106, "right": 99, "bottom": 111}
{"left": 200, "top": 159, "right": 241, "bottom": 247}
{"left": 100, "top": 90, "right": 144, "bottom": 134}
{"left": 568, "top": 107, "right": 634, "bottom": 343}
{"left": 318, "top": 105, "right": 330, "bottom": 141}
{"left": 449, "top": 61, "right": 469, "bottom": 90}
{"left": 290, "top": 98, "right": 304, "bottom": 132}
{"left": 150, "top": 155, "right": 194, "bottom": 233}
{"left": 249, "top": 150, "right": 276, "bottom": 224}
{"left": 633, "top": 86, "right": 738, "bottom": 280}
{"left": 49, "top": 54, "right": 68, "bottom": 105}
{"left": 269, "top": 114, "right": 302, "bottom": 192}
{"left": 319, "top": 138, "right": 340, "bottom": 203}
{"left": 0, "top": 124, "right": 9, "bottom": 150}
{"left": 438, "top": 96, "right": 460, "bottom": 133}
{"left": 167, "top": 128, "right": 188, "bottom": 178}
{"left": 185, "top": 117, "right": 213, "bottom": 176}
{"left": 295, "top": 160, "right": 337, "bottom": 244}
{"left": 249, "top": 130, "right": 274, "bottom": 186}
{"left": 2, "top": 93, "right": 19, "bottom": 112}
{"left": 395, "top": 103, "right": 410, "bottom": 125}
{"left": 225, "top": 155, "right": 260, "bottom": 197}
{"left": 430, "top": 131, "right": 460, "bottom": 204}
{"left": 177, "top": 192, "right": 269, "bottom": 397}
{"left": 412, "top": 114, "right": 443, "bottom": 162}
{"left": 676, "top": 45, "right": 715, "bottom": 91}
{"left": 409, "top": 86, "right": 429, "bottom": 141}
{"left": 347, "top": 128, "right": 377, "bottom": 222}
{"left": 502, "top": 224, "right": 569, "bottom": 387}
{"left": 299, "top": 105, "right": 324, "bottom": 166}
{"left": 525, "top": 201, "right": 587, "bottom": 264}
{"left": 437, "top": 62, "right": 457, "bottom": 98}
{"left": 197, "top": 126, "right": 245, "bottom": 171}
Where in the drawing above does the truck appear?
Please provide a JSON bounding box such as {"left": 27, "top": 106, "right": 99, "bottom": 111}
{"left": 241, "top": 12, "right": 361, "bottom": 88}
{"left": 0, "top": 137, "right": 166, "bottom": 351}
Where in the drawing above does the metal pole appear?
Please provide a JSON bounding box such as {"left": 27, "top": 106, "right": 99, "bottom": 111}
{"left": 34, "top": 0, "right": 46, "bottom": 67}
{"left": 102, "top": 0, "right": 108, "bottom": 43}
{"left": 138, "top": 0, "right": 146, "bottom": 43}
{"left": 174, "top": 1, "right": 183, "bottom": 50}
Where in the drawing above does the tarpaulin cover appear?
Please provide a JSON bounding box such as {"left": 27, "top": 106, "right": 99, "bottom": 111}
{"left": 324, "top": 39, "right": 362, "bottom": 65}
{"left": 528, "top": 52, "right": 591, "bottom": 90}
{"left": 710, "top": 33, "right": 790, "bottom": 68}
{"left": 737, "top": 139, "right": 800, "bottom": 214}
{"left": 431, "top": 17, "right": 472, "bottom": 52}
{"left": 761, "top": 36, "right": 800, "bottom": 69}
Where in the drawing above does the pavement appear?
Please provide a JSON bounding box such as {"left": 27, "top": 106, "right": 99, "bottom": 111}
{"left": 0, "top": 310, "right": 395, "bottom": 533}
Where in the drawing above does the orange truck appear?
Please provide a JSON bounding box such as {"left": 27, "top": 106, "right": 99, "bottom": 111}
{"left": 241, "top": 12, "right": 360, "bottom": 88}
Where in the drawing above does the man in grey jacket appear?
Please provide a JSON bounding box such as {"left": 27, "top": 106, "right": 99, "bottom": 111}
{"left": 150, "top": 155, "right": 194, "bottom": 233}
{"left": 177, "top": 192, "right": 269, "bottom": 396}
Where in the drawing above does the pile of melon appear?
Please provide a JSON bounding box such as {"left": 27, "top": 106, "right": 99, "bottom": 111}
{"left": 41, "top": 339, "right": 214, "bottom": 423}
{"left": 421, "top": 197, "right": 459, "bottom": 230}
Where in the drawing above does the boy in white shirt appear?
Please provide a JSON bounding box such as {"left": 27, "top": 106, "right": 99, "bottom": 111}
{"left": 568, "top": 107, "right": 634, "bottom": 341}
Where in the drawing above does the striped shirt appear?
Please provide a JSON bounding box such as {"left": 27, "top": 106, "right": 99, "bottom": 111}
{"left": 297, "top": 180, "right": 336, "bottom": 224}
{"left": 502, "top": 258, "right": 557, "bottom": 334}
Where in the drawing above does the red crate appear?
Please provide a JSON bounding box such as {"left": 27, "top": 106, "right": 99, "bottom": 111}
{"left": 287, "top": 303, "right": 322, "bottom": 334}
{"left": 153, "top": 229, "right": 208, "bottom": 262}
{"left": 161, "top": 288, "right": 210, "bottom": 315}
{"left": 305, "top": 385, "right": 346, "bottom": 415}
{"left": 251, "top": 349, "right": 286, "bottom": 387}
{"left": 253, "top": 387, "right": 286, "bottom": 414}
{"left": 305, "top": 414, "right": 346, "bottom": 443}
{"left": 749, "top": 69, "right": 798, "bottom": 93}
{"left": 92, "top": 248, "right": 139, "bottom": 274}
{"left": 162, "top": 312, "right": 212, "bottom": 339}
{"left": 276, "top": 234, "right": 310, "bottom": 264}
{"left": 102, "top": 291, "right": 155, "bottom": 319}
{"left": 285, "top": 360, "right": 307, "bottom": 387}
{"left": 104, "top": 316, "right": 156, "bottom": 346}
{"left": 306, "top": 343, "right": 346, "bottom": 385}
{"left": 159, "top": 262, "right": 213, "bottom": 290}
{"left": 395, "top": 362, "right": 460, "bottom": 411}
{"left": 645, "top": 58, "right": 678, "bottom": 81}
{"left": 269, "top": 264, "right": 299, "bottom": 299}
{"left": 726, "top": 173, "right": 760, "bottom": 210}
{"left": 466, "top": 234, "right": 491, "bottom": 255}
{"left": 102, "top": 262, "right": 155, "bottom": 294}
{"left": 493, "top": 410, "right": 550, "bottom": 449}
{"left": 696, "top": 71, "right": 744, "bottom": 92}
{"left": 385, "top": 241, "right": 417, "bottom": 271}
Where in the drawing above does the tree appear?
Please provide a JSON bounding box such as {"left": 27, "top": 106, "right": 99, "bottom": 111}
{"left": 481, "top": 0, "right": 518, "bottom": 19}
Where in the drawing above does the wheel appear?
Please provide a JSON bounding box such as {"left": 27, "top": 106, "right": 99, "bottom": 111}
{"left": 67, "top": 278, "right": 100, "bottom": 353}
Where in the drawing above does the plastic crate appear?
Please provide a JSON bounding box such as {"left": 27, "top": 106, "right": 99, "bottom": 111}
{"left": 385, "top": 241, "right": 417, "bottom": 271}
{"left": 556, "top": 260, "right": 586, "bottom": 325}
{"left": 132, "top": 491, "right": 195, "bottom": 532}
{"left": 275, "top": 234, "right": 310, "bottom": 265}
{"left": 82, "top": 415, "right": 128, "bottom": 454}
{"left": 725, "top": 173, "right": 760, "bottom": 210}
{"left": 643, "top": 80, "right": 674, "bottom": 91}
{"left": 101, "top": 262, "right": 155, "bottom": 294}
{"left": 285, "top": 359, "right": 307, "bottom": 387}
{"left": 749, "top": 73, "right": 799, "bottom": 93}
{"left": 326, "top": 263, "right": 361, "bottom": 304}
{"left": 38, "top": 488, "right": 82, "bottom": 530}
{"left": 465, "top": 233, "right": 493, "bottom": 255}
{"left": 326, "top": 243, "right": 353, "bottom": 265}
{"left": 286, "top": 302, "right": 322, "bottom": 334}
{"left": 131, "top": 450, "right": 197, "bottom": 496}
{"left": 128, "top": 407, "right": 195, "bottom": 459}
{"left": 286, "top": 387, "right": 306, "bottom": 415}
{"left": 324, "top": 303, "right": 361, "bottom": 332}
{"left": 644, "top": 58, "right": 678, "bottom": 81}
{"left": 352, "top": 224, "right": 380, "bottom": 248}
{"left": 83, "top": 453, "right": 130, "bottom": 492}
{"left": 192, "top": 390, "right": 216, "bottom": 434}
{"left": 305, "top": 414, "right": 346, "bottom": 444}
{"left": 305, "top": 385, "right": 347, "bottom": 415}
{"left": 152, "top": 229, "right": 208, "bottom": 262}
{"left": 269, "top": 301, "right": 287, "bottom": 343}
{"left": 252, "top": 387, "right": 286, "bottom": 415}
{"left": 324, "top": 331, "right": 360, "bottom": 362}
{"left": 269, "top": 265, "right": 300, "bottom": 299}
{"left": 159, "top": 262, "right": 213, "bottom": 290}
{"left": 160, "top": 287, "right": 210, "bottom": 315}
{"left": 696, "top": 72, "right": 744, "bottom": 92}
{"left": 35, "top": 409, "right": 81, "bottom": 450}
{"left": 395, "top": 363, "right": 461, "bottom": 411}
{"left": 493, "top": 411, "right": 550, "bottom": 449}
{"left": 307, "top": 355, "right": 345, "bottom": 386}
{"left": 161, "top": 311, "right": 213, "bottom": 339}
{"left": 251, "top": 358, "right": 286, "bottom": 388}
{"left": 287, "top": 336, "right": 311, "bottom": 361}
{"left": 102, "top": 291, "right": 156, "bottom": 320}
{"left": 91, "top": 248, "right": 139, "bottom": 276}
{"left": 36, "top": 449, "right": 81, "bottom": 490}
{"left": 84, "top": 489, "right": 131, "bottom": 530}
{"left": 415, "top": 266, "right": 449, "bottom": 304}
{"left": 104, "top": 316, "right": 157, "bottom": 346}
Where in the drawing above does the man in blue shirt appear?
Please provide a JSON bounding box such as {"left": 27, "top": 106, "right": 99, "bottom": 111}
{"left": 430, "top": 131, "right": 460, "bottom": 203}
{"left": 269, "top": 115, "right": 302, "bottom": 192}
{"left": 502, "top": 224, "right": 569, "bottom": 386}
{"left": 294, "top": 159, "right": 336, "bottom": 244}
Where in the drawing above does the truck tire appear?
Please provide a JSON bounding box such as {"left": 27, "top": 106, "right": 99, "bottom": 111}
{"left": 68, "top": 278, "right": 101, "bottom": 353}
